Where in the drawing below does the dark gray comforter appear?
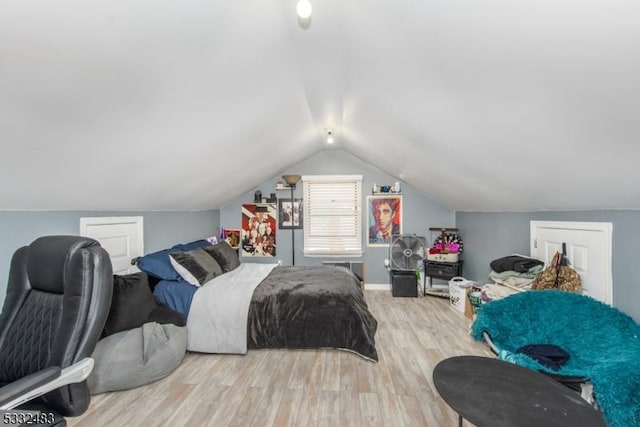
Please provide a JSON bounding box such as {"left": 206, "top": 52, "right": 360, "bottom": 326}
{"left": 247, "top": 265, "right": 378, "bottom": 361}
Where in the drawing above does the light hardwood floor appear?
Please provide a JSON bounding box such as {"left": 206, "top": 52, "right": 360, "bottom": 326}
{"left": 69, "top": 291, "right": 492, "bottom": 427}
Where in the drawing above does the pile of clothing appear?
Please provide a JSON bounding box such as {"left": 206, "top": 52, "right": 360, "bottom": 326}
{"left": 470, "top": 255, "right": 545, "bottom": 305}
{"left": 489, "top": 254, "right": 544, "bottom": 289}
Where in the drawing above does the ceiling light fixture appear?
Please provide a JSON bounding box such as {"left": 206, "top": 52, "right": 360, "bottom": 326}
{"left": 326, "top": 130, "right": 334, "bottom": 144}
{"left": 296, "top": 0, "right": 312, "bottom": 19}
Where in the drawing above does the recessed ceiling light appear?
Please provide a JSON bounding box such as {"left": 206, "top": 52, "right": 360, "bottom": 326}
{"left": 296, "top": 0, "right": 312, "bottom": 19}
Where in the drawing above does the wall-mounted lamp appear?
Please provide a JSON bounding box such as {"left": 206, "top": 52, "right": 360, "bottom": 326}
{"left": 326, "top": 130, "right": 334, "bottom": 144}
{"left": 296, "top": 0, "right": 312, "bottom": 19}
{"left": 282, "top": 174, "right": 302, "bottom": 265}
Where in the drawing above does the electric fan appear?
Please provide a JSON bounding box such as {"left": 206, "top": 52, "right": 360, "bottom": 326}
{"left": 389, "top": 234, "right": 426, "bottom": 272}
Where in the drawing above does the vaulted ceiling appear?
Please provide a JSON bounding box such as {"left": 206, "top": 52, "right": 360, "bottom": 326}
{"left": 1, "top": 0, "right": 639, "bottom": 212}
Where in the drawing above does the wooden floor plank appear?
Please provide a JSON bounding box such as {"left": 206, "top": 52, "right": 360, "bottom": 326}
{"left": 170, "top": 384, "right": 230, "bottom": 427}
{"left": 358, "top": 392, "right": 383, "bottom": 427}
{"left": 293, "top": 385, "right": 321, "bottom": 427}
{"left": 316, "top": 390, "right": 340, "bottom": 427}
{"left": 230, "top": 386, "right": 269, "bottom": 427}
{"left": 339, "top": 388, "right": 362, "bottom": 427}
{"left": 321, "top": 350, "right": 341, "bottom": 392}
{"left": 397, "top": 395, "right": 429, "bottom": 427}
{"left": 272, "top": 387, "right": 304, "bottom": 427}
{"left": 248, "top": 386, "right": 285, "bottom": 427}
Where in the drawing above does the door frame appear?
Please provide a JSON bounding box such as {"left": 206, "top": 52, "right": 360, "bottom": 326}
{"left": 530, "top": 220, "right": 613, "bottom": 304}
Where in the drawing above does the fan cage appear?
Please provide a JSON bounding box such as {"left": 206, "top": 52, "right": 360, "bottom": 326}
{"left": 389, "top": 234, "right": 426, "bottom": 272}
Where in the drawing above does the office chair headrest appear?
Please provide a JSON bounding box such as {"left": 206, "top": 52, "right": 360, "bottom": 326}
{"left": 27, "top": 235, "right": 102, "bottom": 293}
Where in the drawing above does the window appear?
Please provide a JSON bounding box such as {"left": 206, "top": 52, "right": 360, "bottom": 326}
{"left": 302, "top": 175, "right": 363, "bottom": 257}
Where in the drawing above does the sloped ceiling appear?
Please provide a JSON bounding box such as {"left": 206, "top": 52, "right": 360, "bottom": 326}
{"left": 1, "top": 0, "right": 639, "bottom": 211}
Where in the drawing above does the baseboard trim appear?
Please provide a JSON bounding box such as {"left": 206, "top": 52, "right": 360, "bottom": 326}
{"left": 364, "top": 283, "right": 392, "bottom": 291}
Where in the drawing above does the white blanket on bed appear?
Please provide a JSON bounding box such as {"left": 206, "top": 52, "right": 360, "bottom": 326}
{"left": 186, "top": 263, "right": 277, "bottom": 354}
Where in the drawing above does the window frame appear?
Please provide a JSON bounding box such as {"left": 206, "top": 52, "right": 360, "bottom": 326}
{"left": 302, "top": 175, "right": 363, "bottom": 257}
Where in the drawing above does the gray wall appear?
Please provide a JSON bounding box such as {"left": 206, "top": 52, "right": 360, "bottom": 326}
{"left": 456, "top": 210, "right": 640, "bottom": 322}
{"left": 0, "top": 210, "right": 219, "bottom": 307}
{"left": 220, "top": 149, "right": 455, "bottom": 284}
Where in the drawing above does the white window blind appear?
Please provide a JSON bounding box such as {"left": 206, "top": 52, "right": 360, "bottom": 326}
{"left": 302, "top": 175, "right": 363, "bottom": 257}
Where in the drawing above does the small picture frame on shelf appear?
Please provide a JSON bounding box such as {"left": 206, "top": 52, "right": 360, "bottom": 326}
{"left": 372, "top": 182, "right": 401, "bottom": 194}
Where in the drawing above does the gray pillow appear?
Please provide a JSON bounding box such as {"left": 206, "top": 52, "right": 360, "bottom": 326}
{"left": 169, "top": 247, "right": 223, "bottom": 286}
{"left": 203, "top": 241, "right": 240, "bottom": 273}
{"left": 88, "top": 322, "right": 187, "bottom": 395}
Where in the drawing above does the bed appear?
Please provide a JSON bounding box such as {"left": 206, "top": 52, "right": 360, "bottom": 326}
{"left": 136, "top": 239, "right": 378, "bottom": 361}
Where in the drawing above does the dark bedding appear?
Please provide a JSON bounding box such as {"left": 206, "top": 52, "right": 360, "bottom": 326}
{"left": 153, "top": 264, "right": 378, "bottom": 361}
{"left": 247, "top": 265, "right": 378, "bottom": 361}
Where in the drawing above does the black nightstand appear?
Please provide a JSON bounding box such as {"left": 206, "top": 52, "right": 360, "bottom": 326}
{"left": 423, "top": 260, "right": 463, "bottom": 296}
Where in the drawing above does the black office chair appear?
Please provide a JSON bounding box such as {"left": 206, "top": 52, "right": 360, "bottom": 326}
{"left": 0, "top": 236, "right": 113, "bottom": 426}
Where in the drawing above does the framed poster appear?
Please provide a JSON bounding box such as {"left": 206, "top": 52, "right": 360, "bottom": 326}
{"left": 367, "top": 195, "right": 402, "bottom": 246}
{"left": 241, "top": 203, "right": 276, "bottom": 257}
{"left": 223, "top": 228, "right": 241, "bottom": 249}
{"left": 278, "top": 198, "right": 303, "bottom": 229}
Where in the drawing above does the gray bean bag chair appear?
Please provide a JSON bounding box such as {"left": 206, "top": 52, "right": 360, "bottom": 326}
{"left": 88, "top": 322, "right": 187, "bottom": 395}
{"left": 87, "top": 272, "right": 188, "bottom": 395}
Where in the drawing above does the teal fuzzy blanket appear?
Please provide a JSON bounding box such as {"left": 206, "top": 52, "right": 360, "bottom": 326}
{"left": 470, "top": 290, "right": 640, "bottom": 427}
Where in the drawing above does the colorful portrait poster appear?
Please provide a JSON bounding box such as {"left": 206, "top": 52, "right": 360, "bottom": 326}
{"left": 241, "top": 203, "right": 276, "bottom": 257}
{"left": 223, "top": 228, "right": 241, "bottom": 249}
{"left": 367, "top": 195, "right": 402, "bottom": 246}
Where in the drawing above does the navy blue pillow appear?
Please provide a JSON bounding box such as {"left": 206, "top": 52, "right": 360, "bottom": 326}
{"left": 153, "top": 279, "right": 198, "bottom": 317}
{"left": 175, "top": 239, "right": 212, "bottom": 251}
{"left": 136, "top": 240, "right": 211, "bottom": 280}
{"left": 136, "top": 248, "right": 181, "bottom": 281}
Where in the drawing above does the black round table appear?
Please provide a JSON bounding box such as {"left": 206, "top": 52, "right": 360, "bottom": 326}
{"left": 432, "top": 356, "right": 606, "bottom": 427}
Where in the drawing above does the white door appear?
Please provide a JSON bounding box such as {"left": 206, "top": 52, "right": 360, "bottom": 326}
{"left": 530, "top": 221, "right": 613, "bottom": 305}
{"left": 80, "top": 216, "right": 144, "bottom": 275}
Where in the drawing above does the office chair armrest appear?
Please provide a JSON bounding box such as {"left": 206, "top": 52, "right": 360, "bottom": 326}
{"left": 0, "top": 367, "right": 60, "bottom": 408}
{"left": 0, "top": 358, "right": 94, "bottom": 410}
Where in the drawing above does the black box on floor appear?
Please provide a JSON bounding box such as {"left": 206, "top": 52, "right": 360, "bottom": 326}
{"left": 390, "top": 271, "right": 418, "bottom": 297}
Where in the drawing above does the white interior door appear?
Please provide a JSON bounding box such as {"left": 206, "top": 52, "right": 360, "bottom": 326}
{"left": 530, "top": 221, "right": 613, "bottom": 304}
{"left": 80, "top": 216, "right": 144, "bottom": 275}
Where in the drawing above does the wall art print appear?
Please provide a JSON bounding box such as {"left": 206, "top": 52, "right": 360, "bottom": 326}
{"left": 367, "top": 195, "right": 402, "bottom": 247}
{"left": 223, "top": 228, "right": 241, "bottom": 249}
{"left": 241, "top": 203, "right": 276, "bottom": 257}
{"left": 278, "top": 198, "right": 303, "bottom": 229}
